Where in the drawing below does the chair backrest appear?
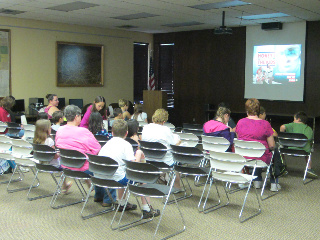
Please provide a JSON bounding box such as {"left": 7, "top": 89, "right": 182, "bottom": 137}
{"left": 171, "top": 144, "right": 204, "bottom": 165}
{"left": 139, "top": 140, "right": 168, "bottom": 161}
{"left": 182, "top": 123, "right": 203, "bottom": 137}
{"left": 0, "top": 122, "right": 7, "bottom": 132}
{"left": 233, "top": 139, "right": 265, "bottom": 158}
{"left": 24, "top": 130, "right": 35, "bottom": 139}
{"left": 32, "top": 143, "right": 56, "bottom": 162}
{"left": 0, "top": 135, "right": 12, "bottom": 152}
{"left": 95, "top": 135, "right": 109, "bottom": 147}
{"left": 124, "top": 160, "right": 162, "bottom": 184}
{"left": 87, "top": 154, "right": 118, "bottom": 177}
{"left": 278, "top": 132, "right": 308, "bottom": 148}
{"left": 7, "top": 122, "right": 22, "bottom": 135}
{"left": 125, "top": 137, "right": 139, "bottom": 152}
{"left": 209, "top": 150, "right": 247, "bottom": 172}
{"left": 11, "top": 139, "right": 33, "bottom": 157}
{"left": 59, "top": 148, "right": 87, "bottom": 168}
{"left": 202, "top": 135, "right": 230, "bottom": 152}
{"left": 23, "top": 124, "right": 35, "bottom": 131}
{"left": 175, "top": 132, "right": 199, "bottom": 147}
{"left": 164, "top": 122, "right": 175, "bottom": 132}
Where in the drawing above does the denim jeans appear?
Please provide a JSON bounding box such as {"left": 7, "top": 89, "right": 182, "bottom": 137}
{"left": 253, "top": 168, "right": 278, "bottom": 183}
{"left": 94, "top": 187, "right": 117, "bottom": 204}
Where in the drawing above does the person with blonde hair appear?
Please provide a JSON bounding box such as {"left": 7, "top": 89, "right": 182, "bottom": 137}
{"left": 34, "top": 119, "right": 72, "bottom": 194}
{"left": 203, "top": 107, "right": 235, "bottom": 151}
{"left": 131, "top": 103, "right": 147, "bottom": 123}
{"left": 142, "top": 109, "right": 182, "bottom": 189}
{"left": 118, "top": 98, "right": 131, "bottom": 121}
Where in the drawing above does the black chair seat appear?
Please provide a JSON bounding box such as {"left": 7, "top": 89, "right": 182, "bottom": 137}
{"left": 129, "top": 183, "right": 178, "bottom": 197}
{"left": 91, "top": 176, "right": 124, "bottom": 189}
{"left": 146, "top": 160, "right": 171, "bottom": 170}
{"left": 62, "top": 168, "right": 91, "bottom": 179}
{"left": 280, "top": 148, "right": 309, "bottom": 157}
{"left": 35, "top": 163, "right": 62, "bottom": 172}
{"left": 174, "top": 165, "right": 210, "bottom": 176}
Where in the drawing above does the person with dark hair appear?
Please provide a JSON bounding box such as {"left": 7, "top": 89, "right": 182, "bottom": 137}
{"left": 127, "top": 119, "right": 145, "bottom": 162}
{"left": 51, "top": 111, "right": 64, "bottom": 131}
{"left": 109, "top": 108, "right": 123, "bottom": 127}
{"left": 236, "top": 98, "right": 278, "bottom": 191}
{"left": 0, "top": 96, "right": 15, "bottom": 125}
{"left": 131, "top": 103, "right": 147, "bottom": 123}
{"left": 44, "top": 94, "right": 59, "bottom": 119}
{"left": 80, "top": 96, "right": 107, "bottom": 129}
{"left": 88, "top": 112, "right": 112, "bottom": 139}
{"left": 259, "top": 106, "right": 278, "bottom": 137}
{"left": 280, "top": 111, "right": 316, "bottom": 177}
{"left": 37, "top": 112, "right": 49, "bottom": 120}
{"left": 203, "top": 107, "right": 235, "bottom": 151}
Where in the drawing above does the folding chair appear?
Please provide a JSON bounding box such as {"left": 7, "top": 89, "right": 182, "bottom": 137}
{"left": 278, "top": 132, "right": 315, "bottom": 184}
{"left": 95, "top": 135, "right": 109, "bottom": 147}
{"left": 27, "top": 143, "right": 62, "bottom": 201}
{"left": 81, "top": 154, "right": 126, "bottom": 220}
{"left": 7, "top": 122, "right": 22, "bottom": 136}
{"left": 198, "top": 151, "right": 261, "bottom": 222}
{"left": 0, "top": 121, "right": 7, "bottom": 133}
{"left": 202, "top": 135, "right": 231, "bottom": 153}
{"left": 111, "top": 160, "right": 186, "bottom": 239}
{"left": 182, "top": 123, "right": 203, "bottom": 137}
{"left": 50, "top": 148, "right": 91, "bottom": 209}
{"left": 7, "top": 139, "right": 39, "bottom": 193}
{"left": 233, "top": 139, "right": 278, "bottom": 200}
{"left": 125, "top": 138, "right": 139, "bottom": 153}
{"left": 0, "top": 135, "right": 16, "bottom": 184}
{"left": 163, "top": 122, "right": 175, "bottom": 132}
{"left": 171, "top": 145, "right": 209, "bottom": 203}
{"left": 175, "top": 132, "right": 199, "bottom": 147}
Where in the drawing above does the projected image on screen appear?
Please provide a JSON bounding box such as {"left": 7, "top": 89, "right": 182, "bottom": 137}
{"left": 253, "top": 44, "right": 301, "bottom": 84}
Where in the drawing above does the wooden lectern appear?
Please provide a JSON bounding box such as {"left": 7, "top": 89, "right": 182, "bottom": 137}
{"left": 143, "top": 90, "right": 167, "bottom": 123}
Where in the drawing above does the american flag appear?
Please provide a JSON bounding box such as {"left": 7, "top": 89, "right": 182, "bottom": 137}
{"left": 148, "top": 57, "right": 155, "bottom": 90}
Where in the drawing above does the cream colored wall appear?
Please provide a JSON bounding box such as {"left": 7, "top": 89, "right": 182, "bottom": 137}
{"left": 0, "top": 16, "right": 152, "bottom": 113}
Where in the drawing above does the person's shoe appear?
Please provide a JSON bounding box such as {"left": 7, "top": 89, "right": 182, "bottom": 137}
{"left": 101, "top": 202, "right": 113, "bottom": 207}
{"left": 19, "top": 167, "right": 29, "bottom": 173}
{"left": 118, "top": 202, "right": 137, "bottom": 212}
{"left": 94, "top": 198, "right": 103, "bottom": 202}
{"left": 61, "top": 181, "right": 72, "bottom": 195}
{"left": 307, "top": 169, "right": 318, "bottom": 178}
{"left": 238, "top": 183, "right": 249, "bottom": 189}
{"left": 253, "top": 181, "right": 263, "bottom": 189}
{"left": 270, "top": 183, "right": 281, "bottom": 192}
{"left": 142, "top": 208, "right": 160, "bottom": 219}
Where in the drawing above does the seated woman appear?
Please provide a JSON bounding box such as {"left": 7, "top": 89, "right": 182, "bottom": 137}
{"left": 33, "top": 119, "right": 72, "bottom": 194}
{"left": 80, "top": 96, "right": 107, "bottom": 129}
{"left": 44, "top": 94, "right": 59, "bottom": 119}
{"left": 235, "top": 98, "right": 279, "bottom": 191}
{"left": 203, "top": 106, "right": 235, "bottom": 151}
{"left": 142, "top": 109, "right": 182, "bottom": 189}
{"left": 131, "top": 103, "right": 148, "bottom": 123}
{"left": 127, "top": 119, "right": 145, "bottom": 162}
{"left": 55, "top": 105, "right": 101, "bottom": 190}
{"left": 118, "top": 98, "right": 131, "bottom": 121}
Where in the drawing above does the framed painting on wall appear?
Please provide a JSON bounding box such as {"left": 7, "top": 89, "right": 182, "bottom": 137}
{"left": 0, "top": 29, "right": 11, "bottom": 97}
{"left": 56, "top": 41, "right": 104, "bottom": 87}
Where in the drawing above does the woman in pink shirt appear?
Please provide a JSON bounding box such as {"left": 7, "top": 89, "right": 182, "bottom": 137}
{"left": 55, "top": 105, "right": 101, "bottom": 175}
{"left": 80, "top": 96, "right": 107, "bottom": 129}
{"left": 44, "top": 94, "right": 59, "bottom": 119}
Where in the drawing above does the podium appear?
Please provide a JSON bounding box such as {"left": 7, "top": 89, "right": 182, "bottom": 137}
{"left": 143, "top": 90, "right": 167, "bottom": 123}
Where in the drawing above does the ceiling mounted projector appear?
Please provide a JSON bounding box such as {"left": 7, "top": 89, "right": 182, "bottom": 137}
{"left": 214, "top": 11, "right": 233, "bottom": 34}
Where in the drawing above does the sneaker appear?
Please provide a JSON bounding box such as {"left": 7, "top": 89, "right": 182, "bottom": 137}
{"left": 94, "top": 198, "right": 103, "bottom": 202}
{"left": 253, "top": 181, "right": 262, "bottom": 189}
{"left": 238, "top": 183, "right": 249, "bottom": 189}
{"left": 101, "top": 202, "right": 113, "bottom": 207}
{"left": 270, "top": 183, "right": 281, "bottom": 192}
{"left": 307, "top": 169, "right": 318, "bottom": 178}
{"left": 19, "top": 167, "right": 29, "bottom": 173}
{"left": 142, "top": 208, "right": 160, "bottom": 219}
{"left": 118, "top": 202, "right": 137, "bottom": 212}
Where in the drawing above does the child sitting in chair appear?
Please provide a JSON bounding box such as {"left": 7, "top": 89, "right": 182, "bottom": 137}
{"left": 280, "top": 111, "right": 317, "bottom": 177}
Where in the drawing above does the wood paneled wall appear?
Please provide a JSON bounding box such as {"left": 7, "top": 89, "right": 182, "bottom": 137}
{"left": 154, "top": 21, "right": 320, "bottom": 130}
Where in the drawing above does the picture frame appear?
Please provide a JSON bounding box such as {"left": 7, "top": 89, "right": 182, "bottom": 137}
{"left": 0, "top": 29, "right": 11, "bottom": 97}
{"left": 56, "top": 41, "right": 104, "bottom": 87}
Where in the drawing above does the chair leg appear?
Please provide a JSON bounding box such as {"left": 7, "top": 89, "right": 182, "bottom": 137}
{"left": 239, "top": 181, "right": 261, "bottom": 223}
{"left": 260, "top": 165, "right": 279, "bottom": 201}
{"left": 81, "top": 186, "right": 116, "bottom": 220}
{"left": 168, "top": 174, "right": 193, "bottom": 204}
{"left": 51, "top": 177, "right": 86, "bottom": 209}
{"left": 303, "top": 154, "right": 315, "bottom": 185}
{"left": 202, "top": 180, "right": 228, "bottom": 214}
{"left": 27, "top": 171, "right": 58, "bottom": 201}
{"left": 7, "top": 166, "right": 39, "bottom": 193}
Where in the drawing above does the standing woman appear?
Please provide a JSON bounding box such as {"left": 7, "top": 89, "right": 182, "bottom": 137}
{"left": 131, "top": 103, "right": 148, "bottom": 123}
{"left": 80, "top": 96, "right": 107, "bottom": 129}
{"left": 44, "top": 94, "right": 59, "bottom": 119}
